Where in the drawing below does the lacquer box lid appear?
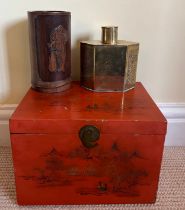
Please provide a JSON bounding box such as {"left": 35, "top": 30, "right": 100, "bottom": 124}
{"left": 9, "top": 82, "right": 167, "bottom": 135}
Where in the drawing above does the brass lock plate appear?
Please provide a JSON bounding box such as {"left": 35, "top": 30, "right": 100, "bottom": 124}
{"left": 79, "top": 125, "right": 100, "bottom": 148}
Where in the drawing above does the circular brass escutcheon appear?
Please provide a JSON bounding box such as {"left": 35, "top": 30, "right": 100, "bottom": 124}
{"left": 79, "top": 125, "right": 100, "bottom": 148}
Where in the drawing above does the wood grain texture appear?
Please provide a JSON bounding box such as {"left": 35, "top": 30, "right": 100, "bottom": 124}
{"left": 28, "top": 11, "right": 71, "bottom": 92}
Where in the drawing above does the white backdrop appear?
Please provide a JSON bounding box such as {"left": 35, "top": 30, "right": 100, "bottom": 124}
{"left": 0, "top": 0, "right": 185, "bottom": 104}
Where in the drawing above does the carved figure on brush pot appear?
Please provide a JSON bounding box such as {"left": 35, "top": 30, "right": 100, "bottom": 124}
{"left": 28, "top": 11, "right": 71, "bottom": 93}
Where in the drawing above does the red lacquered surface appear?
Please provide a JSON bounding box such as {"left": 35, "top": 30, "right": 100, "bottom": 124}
{"left": 10, "top": 82, "right": 166, "bottom": 135}
{"left": 10, "top": 82, "right": 167, "bottom": 205}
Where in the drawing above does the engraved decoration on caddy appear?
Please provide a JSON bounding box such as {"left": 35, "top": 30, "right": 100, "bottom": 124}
{"left": 80, "top": 26, "right": 139, "bottom": 92}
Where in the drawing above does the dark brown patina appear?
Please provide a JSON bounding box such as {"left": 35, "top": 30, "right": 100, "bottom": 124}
{"left": 28, "top": 11, "right": 71, "bottom": 92}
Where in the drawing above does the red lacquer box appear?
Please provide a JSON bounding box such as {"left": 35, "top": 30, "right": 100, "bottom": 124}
{"left": 10, "top": 82, "right": 167, "bottom": 205}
